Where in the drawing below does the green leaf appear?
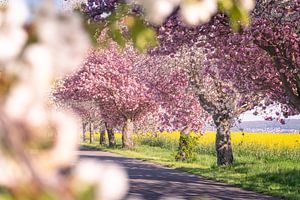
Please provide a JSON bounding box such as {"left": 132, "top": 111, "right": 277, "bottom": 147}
{"left": 0, "top": 189, "right": 14, "bottom": 200}
{"left": 126, "top": 16, "right": 157, "bottom": 52}
{"left": 228, "top": 5, "right": 250, "bottom": 31}
{"left": 218, "top": 0, "right": 251, "bottom": 31}
{"left": 84, "top": 21, "right": 101, "bottom": 46}
{"left": 75, "top": 185, "right": 96, "bottom": 200}
{"left": 39, "top": 192, "right": 59, "bottom": 200}
{"left": 108, "top": 22, "right": 126, "bottom": 48}
{"left": 218, "top": 0, "right": 233, "bottom": 11}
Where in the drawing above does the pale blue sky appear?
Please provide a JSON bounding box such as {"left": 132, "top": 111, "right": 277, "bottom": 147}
{"left": 26, "top": 0, "right": 61, "bottom": 8}
{"left": 240, "top": 110, "right": 300, "bottom": 121}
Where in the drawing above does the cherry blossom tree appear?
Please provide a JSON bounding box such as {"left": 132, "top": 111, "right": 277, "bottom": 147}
{"left": 193, "top": 1, "right": 300, "bottom": 119}
{"left": 54, "top": 43, "right": 158, "bottom": 148}
{"left": 54, "top": 85, "right": 114, "bottom": 146}
{"left": 55, "top": 39, "right": 209, "bottom": 159}
{"left": 134, "top": 54, "right": 209, "bottom": 161}
{"left": 145, "top": 0, "right": 299, "bottom": 165}
{"left": 250, "top": 0, "right": 300, "bottom": 114}
{"left": 141, "top": 15, "right": 262, "bottom": 165}
{"left": 53, "top": 77, "right": 102, "bottom": 144}
{"left": 168, "top": 44, "right": 263, "bottom": 165}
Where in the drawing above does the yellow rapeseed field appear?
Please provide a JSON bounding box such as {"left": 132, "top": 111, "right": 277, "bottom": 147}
{"left": 91, "top": 131, "right": 300, "bottom": 150}
{"left": 137, "top": 131, "right": 300, "bottom": 150}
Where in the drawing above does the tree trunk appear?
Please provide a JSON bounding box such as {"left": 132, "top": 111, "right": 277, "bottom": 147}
{"left": 213, "top": 115, "right": 233, "bottom": 166}
{"left": 105, "top": 122, "right": 116, "bottom": 147}
{"left": 82, "top": 121, "right": 87, "bottom": 143}
{"left": 99, "top": 128, "right": 106, "bottom": 145}
{"left": 122, "top": 118, "right": 134, "bottom": 148}
{"left": 89, "top": 122, "right": 94, "bottom": 144}
{"left": 176, "top": 127, "right": 191, "bottom": 161}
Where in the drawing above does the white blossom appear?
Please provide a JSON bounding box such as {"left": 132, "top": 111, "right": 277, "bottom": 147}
{"left": 0, "top": 155, "right": 30, "bottom": 187}
{"left": 49, "top": 110, "right": 80, "bottom": 168}
{"left": 74, "top": 159, "right": 129, "bottom": 200}
{"left": 34, "top": 1, "right": 90, "bottom": 76}
{"left": 0, "top": 29, "right": 27, "bottom": 63}
{"left": 24, "top": 103, "right": 49, "bottom": 127}
{"left": 5, "top": 0, "right": 29, "bottom": 25}
{"left": 135, "top": 0, "right": 180, "bottom": 25}
{"left": 0, "top": 0, "right": 29, "bottom": 63}
{"left": 23, "top": 44, "right": 53, "bottom": 97}
{"left": 180, "top": 0, "right": 217, "bottom": 26}
{"left": 136, "top": 0, "right": 255, "bottom": 26}
{"left": 4, "top": 82, "right": 35, "bottom": 121}
{"left": 100, "top": 163, "right": 129, "bottom": 200}
{"left": 240, "top": 0, "right": 255, "bottom": 11}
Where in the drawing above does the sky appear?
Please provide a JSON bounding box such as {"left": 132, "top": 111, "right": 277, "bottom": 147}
{"left": 26, "top": 0, "right": 84, "bottom": 10}
{"left": 26, "top": 0, "right": 61, "bottom": 8}
{"left": 240, "top": 109, "right": 300, "bottom": 121}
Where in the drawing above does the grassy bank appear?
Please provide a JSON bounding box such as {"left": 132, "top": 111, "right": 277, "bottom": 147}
{"left": 82, "top": 132, "right": 300, "bottom": 200}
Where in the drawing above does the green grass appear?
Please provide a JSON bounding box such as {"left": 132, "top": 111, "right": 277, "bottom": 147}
{"left": 82, "top": 135, "right": 300, "bottom": 200}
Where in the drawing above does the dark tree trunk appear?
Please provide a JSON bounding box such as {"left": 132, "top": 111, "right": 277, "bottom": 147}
{"left": 105, "top": 122, "right": 116, "bottom": 147}
{"left": 122, "top": 118, "right": 134, "bottom": 148}
{"left": 213, "top": 115, "right": 233, "bottom": 166}
{"left": 89, "top": 122, "right": 94, "bottom": 144}
{"left": 99, "top": 128, "right": 106, "bottom": 145}
{"left": 176, "top": 127, "right": 191, "bottom": 161}
{"left": 82, "top": 121, "right": 87, "bottom": 142}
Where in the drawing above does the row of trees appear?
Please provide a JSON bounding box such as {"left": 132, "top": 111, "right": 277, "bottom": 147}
{"left": 53, "top": 42, "right": 208, "bottom": 161}
{"left": 151, "top": 0, "right": 299, "bottom": 164}
{"left": 55, "top": 0, "right": 299, "bottom": 165}
{"left": 81, "top": 118, "right": 116, "bottom": 146}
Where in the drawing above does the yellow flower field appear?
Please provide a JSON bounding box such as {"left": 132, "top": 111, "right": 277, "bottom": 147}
{"left": 90, "top": 131, "right": 300, "bottom": 150}
{"left": 84, "top": 131, "right": 300, "bottom": 200}
{"left": 132, "top": 131, "right": 300, "bottom": 150}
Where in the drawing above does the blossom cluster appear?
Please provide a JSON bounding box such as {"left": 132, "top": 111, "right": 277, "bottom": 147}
{"left": 0, "top": 1, "right": 127, "bottom": 199}
{"left": 79, "top": 0, "right": 255, "bottom": 26}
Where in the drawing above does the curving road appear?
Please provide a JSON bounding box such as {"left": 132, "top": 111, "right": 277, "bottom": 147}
{"left": 78, "top": 150, "right": 281, "bottom": 200}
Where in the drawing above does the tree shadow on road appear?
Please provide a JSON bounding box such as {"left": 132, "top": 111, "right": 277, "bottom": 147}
{"left": 79, "top": 152, "right": 280, "bottom": 200}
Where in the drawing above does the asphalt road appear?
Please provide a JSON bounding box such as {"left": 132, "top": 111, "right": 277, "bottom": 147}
{"left": 78, "top": 150, "right": 281, "bottom": 200}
